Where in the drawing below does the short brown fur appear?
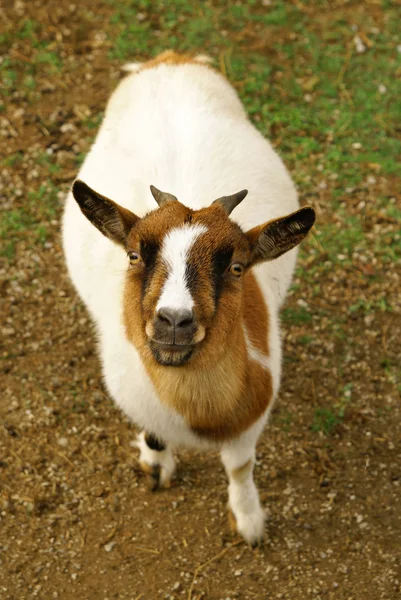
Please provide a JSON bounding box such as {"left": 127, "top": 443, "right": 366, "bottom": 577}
{"left": 134, "top": 50, "right": 211, "bottom": 73}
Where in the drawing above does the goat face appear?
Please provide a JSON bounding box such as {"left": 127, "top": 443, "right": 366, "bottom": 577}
{"left": 125, "top": 198, "right": 252, "bottom": 366}
{"left": 72, "top": 180, "right": 315, "bottom": 367}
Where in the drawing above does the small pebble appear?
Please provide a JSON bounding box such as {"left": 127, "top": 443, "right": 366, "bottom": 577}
{"left": 104, "top": 541, "right": 116, "bottom": 552}
{"left": 354, "top": 35, "right": 366, "bottom": 53}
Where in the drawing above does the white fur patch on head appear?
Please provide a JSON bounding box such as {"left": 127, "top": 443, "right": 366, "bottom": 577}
{"left": 156, "top": 224, "right": 207, "bottom": 312}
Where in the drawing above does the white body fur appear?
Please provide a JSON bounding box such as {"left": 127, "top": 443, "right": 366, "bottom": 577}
{"left": 63, "top": 61, "right": 299, "bottom": 543}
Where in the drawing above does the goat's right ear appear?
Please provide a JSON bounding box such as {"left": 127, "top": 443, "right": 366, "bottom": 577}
{"left": 246, "top": 206, "right": 316, "bottom": 265}
{"left": 72, "top": 180, "right": 139, "bottom": 247}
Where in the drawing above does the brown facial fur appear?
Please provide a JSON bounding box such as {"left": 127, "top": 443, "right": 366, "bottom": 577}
{"left": 124, "top": 202, "right": 252, "bottom": 366}
{"left": 141, "top": 324, "right": 272, "bottom": 442}
{"left": 122, "top": 202, "right": 272, "bottom": 442}
{"left": 134, "top": 50, "right": 212, "bottom": 73}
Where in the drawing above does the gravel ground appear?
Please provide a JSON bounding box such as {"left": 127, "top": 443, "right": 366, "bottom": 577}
{"left": 1, "top": 1, "right": 400, "bottom": 599}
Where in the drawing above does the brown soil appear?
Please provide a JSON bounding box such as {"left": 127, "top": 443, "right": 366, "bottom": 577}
{"left": 1, "top": 1, "right": 400, "bottom": 599}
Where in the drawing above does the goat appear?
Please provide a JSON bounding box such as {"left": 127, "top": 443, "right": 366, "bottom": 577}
{"left": 62, "top": 51, "right": 315, "bottom": 545}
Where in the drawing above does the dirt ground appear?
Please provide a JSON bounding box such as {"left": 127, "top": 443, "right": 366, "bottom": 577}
{"left": 1, "top": 1, "right": 400, "bottom": 599}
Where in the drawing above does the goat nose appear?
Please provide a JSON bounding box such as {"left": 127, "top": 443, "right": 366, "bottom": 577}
{"left": 157, "top": 308, "right": 194, "bottom": 329}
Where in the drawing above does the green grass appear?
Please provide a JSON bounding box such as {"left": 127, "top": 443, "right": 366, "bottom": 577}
{"left": 0, "top": 182, "right": 60, "bottom": 259}
{"left": 276, "top": 410, "right": 293, "bottom": 432}
{"left": 103, "top": 0, "right": 400, "bottom": 206}
{"left": 298, "top": 335, "right": 313, "bottom": 346}
{"left": 2, "top": 2, "right": 400, "bottom": 189}
{"left": 349, "top": 297, "right": 392, "bottom": 314}
{"left": 311, "top": 407, "right": 342, "bottom": 435}
{"left": 1, "top": 1, "right": 400, "bottom": 282}
{"left": 0, "top": 17, "right": 63, "bottom": 100}
{"left": 2, "top": 152, "right": 24, "bottom": 167}
{"left": 37, "top": 153, "right": 61, "bottom": 175}
{"left": 312, "top": 383, "right": 353, "bottom": 435}
{"left": 282, "top": 306, "right": 312, "bottom": 325}
{"left": 296, "top": 193, "right": 401, "bottom": 283}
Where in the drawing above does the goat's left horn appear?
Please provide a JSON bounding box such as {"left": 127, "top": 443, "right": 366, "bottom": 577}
{"left": 213, "top": 189, "right": 248, "bottom": 215}
{"left": 150, "top": 185, "right": 178, "bottom": 207}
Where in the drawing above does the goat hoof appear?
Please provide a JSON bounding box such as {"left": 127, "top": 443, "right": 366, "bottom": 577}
{"left": 228, "top": 507, "right": 265, "bottom": 547}
{"left": 140, "top": 461, "right": 161, "bottom": 491}
{"left": 228, "top": 508, "right": 237, "bottom": 533}
{"left": 136, "top": 432, "right": 175, "bottom": 490}
{"left": 148, "top": 464, "right": 161, "bottom": 491}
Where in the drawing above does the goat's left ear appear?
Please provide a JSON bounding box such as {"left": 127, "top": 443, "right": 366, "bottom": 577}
{"left": 72, "top": 180, "right": 139, "bottom": 247}
{"left": 246, "top": 206, "right": 316, "bottom": 265}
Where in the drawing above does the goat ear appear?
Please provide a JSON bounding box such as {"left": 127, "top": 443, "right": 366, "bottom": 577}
{"left": 72, "top": 180, "right": 139, "bottom": 247}
{"left": 246, "top": 206, "right": 315, "bottom": 264}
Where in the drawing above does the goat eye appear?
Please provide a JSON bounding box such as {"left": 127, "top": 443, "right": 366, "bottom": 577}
{"left": 128, "top": 252, "right": 141, "bottom": 265}
{"left": 229, "top": 263, "right": 244, "bottom": 277}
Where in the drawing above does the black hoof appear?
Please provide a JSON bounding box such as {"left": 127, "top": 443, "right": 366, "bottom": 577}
{"left": 148, "top": 464, "right": 161, "bottom": 491}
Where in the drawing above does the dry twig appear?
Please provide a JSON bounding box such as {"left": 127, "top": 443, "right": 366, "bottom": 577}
{"left": 187, "top": 540, "right": 243, "bottom": 600}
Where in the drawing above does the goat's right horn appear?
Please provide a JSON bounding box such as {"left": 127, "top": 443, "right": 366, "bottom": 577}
{"left": 213, "top": 189, "right": 248, "bottom": 215}
{"left": 150, "top": 185, "right": 178, "bottom": 207}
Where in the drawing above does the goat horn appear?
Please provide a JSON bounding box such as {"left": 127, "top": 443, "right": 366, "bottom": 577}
{"left": 150, "top": 185, "right": 178, "bottom": 207}
{"left": 213, "top": 189, "right": 248, "bottom": 215}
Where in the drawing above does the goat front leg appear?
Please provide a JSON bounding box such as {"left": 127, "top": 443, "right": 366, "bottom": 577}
{"left": 220, "top": 436, "right": 265, "bottom": 546}
{"left": 136, "top": 431, "right": 176, "bottom": 490}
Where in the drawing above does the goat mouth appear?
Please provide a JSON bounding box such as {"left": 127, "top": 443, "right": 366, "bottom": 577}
{"left": 149, "top": 340, "right": 195, "bottom": 366}
{"left": 151, "top": 342, "right": 194, "bottom": 352}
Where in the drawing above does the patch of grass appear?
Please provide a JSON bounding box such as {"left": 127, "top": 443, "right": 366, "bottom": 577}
{"left": 380, "top": 360, "right": 400, "bottom": 387}
{"left": 282, "top": 306, "right": 312, "bottom": 325}
{"left": 0, "top": 183, "right": 60, "bottom": 260}
{"left": 35, "top": 50, "right": 63, "bottom": 72}
{"left": 110, "top": 20, "right": 152, "bottom": 61}
{"left": 312, "top": 383, "right": 353, "bottom": 435}
{"left": 0, "top": 210, "right": 31, "bottom": 235}
{"left": 2, "top": 152, "right": 24, "bottom": 167}
{"left": 311, "top": 408, "right": 342, "bottom": 435}
{"left": 84, "top": 112, "right": 104, "bottom": 130}
{"left": 298, "top": 335, "right": 313, "bottom": 345}
{"left": 104, "top": 0, "right": 400, "bottom": 198}
{"left": 349, "top": 297, "right": 392, "bottom": 314}
{"left": 17, "top": 18, "right": 38, "bottom": 42}
{"left": 35, "top": 224, "right": 49, "bottom": 245}
{"left": 1, "top": 241, "right": 16, "bottom": 261}
{"left": 22, "top": 74, "right": 36, "bottom": 90}
{"left": 27, "top": 183, "right": 58, "bottom": 221}
{"left": 277, "top": 411, "right": 293, "bottom": 432}
{"left": 37, "top": 153, "right": 61, "bottom": 175}
{"left": 316, "top": 218, "right": 365, "bottom": 264}
{"left": 74, "top": 152, "right": 87, "bottom": 168}
{"left": 0, "top": 17, "right": 63, "bottom": 97}
{"left": 0, "top": 66, "right": 17, "bottom": 94}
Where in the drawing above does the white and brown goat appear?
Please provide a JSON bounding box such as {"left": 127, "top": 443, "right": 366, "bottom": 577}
{"left": 62, "top": 51, "right": 315, "bottom": 545}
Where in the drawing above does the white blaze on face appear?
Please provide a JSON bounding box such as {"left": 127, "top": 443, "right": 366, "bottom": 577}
{"left": 156, "top": 224, "right": 207, "bottom": 313}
